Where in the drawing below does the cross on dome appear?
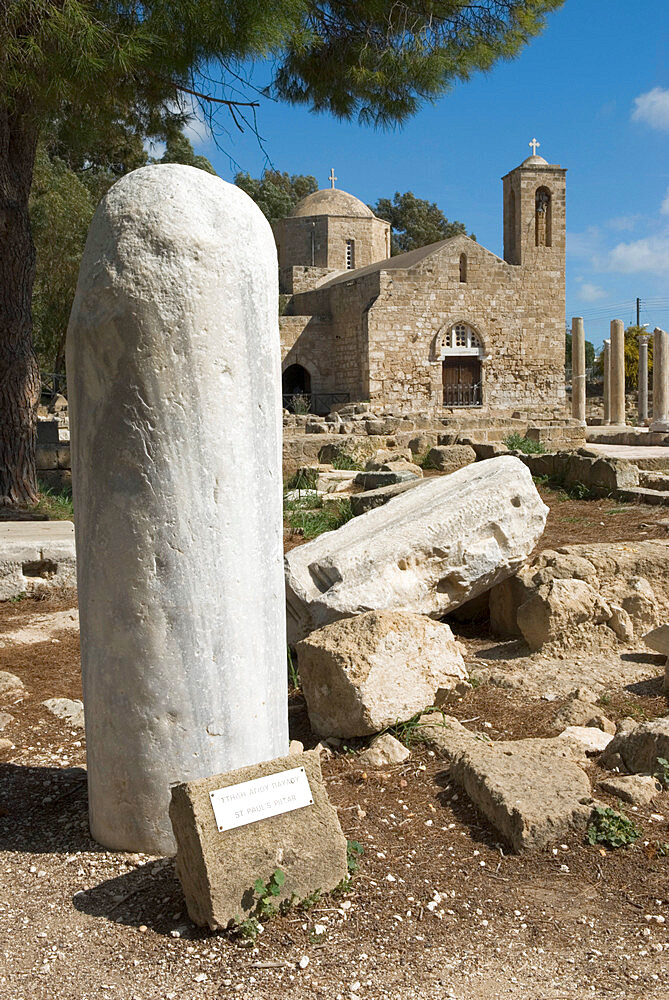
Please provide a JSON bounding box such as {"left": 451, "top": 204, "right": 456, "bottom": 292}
{"left": 328, "top": 167, "right": 337, "bottom": 189}
{"left": 529, "top": 138, "right": 540, "bottom": 156}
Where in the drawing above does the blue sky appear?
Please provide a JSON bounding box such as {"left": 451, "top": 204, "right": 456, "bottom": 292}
{"left": 181, "top": 0, "right": 669, "bottom": 351}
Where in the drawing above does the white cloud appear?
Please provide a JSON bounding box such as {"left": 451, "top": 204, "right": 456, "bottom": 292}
{"left": 607, "top": 235, "right": 669, "bottom": 274}
{"left": 661, "top": 187, "right": 669, "bottom": 216}
{"left": 578, "top": 282, "right": 606, "bottom": 302}
{"left": 631, "top": 87, "right": 669, "bottom": 131}
{"left": 143, "top": 138, "right": 166, "bottom": 159}
{"left": 607, "top": 215, "right": 638, "bottom": 232}
{"left": 567, "top": 227, "right": 602, "bottom": 258}
{"left": 179, "top": 96, "right": 214, "bottom": 149}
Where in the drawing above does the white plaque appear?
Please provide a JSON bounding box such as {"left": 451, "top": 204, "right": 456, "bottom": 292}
{"left": 209, "top": 766, "right": 314, "bottom": 833}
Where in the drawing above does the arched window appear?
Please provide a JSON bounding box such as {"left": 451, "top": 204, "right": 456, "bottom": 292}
{"left": 459, "top": 253, "right": 467, "bottom": 283}
{"left": 535, "top": 186, "right": 552, "bottom": 247}
{"left": 436, "top": 323, "right": 483, "bottom": 356}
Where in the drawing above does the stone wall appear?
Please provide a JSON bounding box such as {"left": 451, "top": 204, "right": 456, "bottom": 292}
{"left": 273, "top": 213, "right": 389, "bottom": 293}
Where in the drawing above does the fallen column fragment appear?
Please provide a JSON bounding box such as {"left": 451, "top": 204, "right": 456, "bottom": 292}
{"left": 285, "top": 456, "right": 548, "bottom": 643}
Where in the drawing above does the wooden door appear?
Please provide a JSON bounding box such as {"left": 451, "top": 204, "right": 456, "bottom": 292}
{"left": 442, "top": 358, "right": 481, "bottom": 406}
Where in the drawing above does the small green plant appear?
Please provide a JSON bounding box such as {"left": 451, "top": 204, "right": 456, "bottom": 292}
{"left": 331, "top": 876, "right": 352, "bottom": 896}
{"left": 586, "top": 805, "right": 641, "bottom": 849}
{"left": 292, "top": 394, "right": 311, "bottom": 415}
{"left": 655, "top": 757, "right": 669, "bottom": 789}
{"left": 597, "top": 692, "right": 612, "bottom": 706}
{"left": 346, "top": 840, "right": 364, "bottom": 873}
{"left": 503, "top": 433, "right": 546, "bottom": 455}
{"left": 387, "top": 711, "right": 432, "bottom": 748}
{"left": 8, "top": 591, "right": 27, "bottom": 604}
{"left": 286, "top": 497, "right": 353, "bottom": 540}
{"left": 287, "top": 467, "right": 317, "bottom": 491}
{"left": 656, "top": 841, "right": 669, "bottom": 857}
{"left": 31, "top": 485, "right": 74, "bottom": 520}
{"left": 469, "top": 674, "right": 483, "bottom": 690}
{"left": 331, "top": 452, "right": 363, "bottom": 471}
{"left": 254, "top": 868, "right": 286, "bottom": 919}
{"left": 232, "top": 916, "right": 262, "bottom": 942}
{"left": 414, "top": 450, "right": 432, "bottom": 469}
{"left": 298, "top": 888, "right": 322, "bottom": 911}
{"left": 287, "top": 646, "right": 300, "bottom": 691}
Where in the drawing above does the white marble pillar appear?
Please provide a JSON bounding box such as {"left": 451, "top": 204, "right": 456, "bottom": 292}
{"left": 67, "top": 165, "right": 288, "bottom": 854}
{"left": 571, "top": 316, "right": 586, "bottom": 423}
{"left": 603, "top": 340, "right": 611, "bottom": 424}
{"left": 609, "top": 319, "right": 626, "bottom": 426}
{"left": 638, "top": 335, "right": 649, "bottom": 424}
{"left": 651, "top": 326, "right": 669, "bottom": 432}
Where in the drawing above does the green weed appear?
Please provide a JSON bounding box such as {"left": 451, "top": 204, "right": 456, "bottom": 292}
{"left": 346, "top": 840, "right": 364, "bottom": 874}
{"left": 287, "top": 468, "right": 317, "bottom": 491}
{"left": 331, "top": 453, "right": 363, "bottom": 471}
{"left": 286, "top": 497, "right": 353, "bottom": 539}
{"left": 655, "top": 757, "right": 669, "bottom": 789}
{"left": 503, "top": 433, "right": 546, "bottom": 455}
{"left": 586, "top": 805, "right": 641, "bottom": 849}
{"left": 287, "top": 646, "right": 300, "bottom": 691}
{"left": 31, "top": 485, "right": 74, "bottom": 520}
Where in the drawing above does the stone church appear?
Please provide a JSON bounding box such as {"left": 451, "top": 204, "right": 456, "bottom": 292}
{"left": 275, "top": 151, "right": 567, "bottom": 417}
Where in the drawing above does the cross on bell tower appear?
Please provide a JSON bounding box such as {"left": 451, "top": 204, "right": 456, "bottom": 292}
{"left": 328, "top": 168, "right": 337, "bottom": 189}
{"left": 529, "top": 138, "right": 540, "bottom": 156}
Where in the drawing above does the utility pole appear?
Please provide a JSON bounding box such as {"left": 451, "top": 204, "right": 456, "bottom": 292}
{"left": 636, "top": 297, "right": 641, "bottom": 327}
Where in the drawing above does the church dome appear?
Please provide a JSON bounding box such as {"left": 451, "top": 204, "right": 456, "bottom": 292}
{"left": 521, "top": 154, "right": 549, "bottom": 166}
{"left": 290, "top": 187, "right": 374, "bottom": 219}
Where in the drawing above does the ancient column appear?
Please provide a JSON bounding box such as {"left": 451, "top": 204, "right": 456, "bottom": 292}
{"left": 67, "top": 165, "right": 288, "bottom": 854}
{"left": 638, "top": 334, "right": 649, "bottom": 424}
{"left": 609, "top": 319, "right": 626, "bottom": 425}
{"left": 603, "top": 339, "right": 611, "bottom": 424}
{"left": 571, "top": 316, "right": 586, "bottom": 423}
{"left": 651, "top": 326, "right": 669, "bottom": 432}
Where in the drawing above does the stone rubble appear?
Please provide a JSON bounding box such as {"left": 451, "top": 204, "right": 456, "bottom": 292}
{"left": 599, "top": 718, "right": 669, "bottom": 775}
{"left": 296, "top": 611, "right": 467, "bottom": 738}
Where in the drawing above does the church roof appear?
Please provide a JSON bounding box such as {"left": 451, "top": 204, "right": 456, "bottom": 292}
{"left": 290, "top": 187, "right": 375, "bottom": 219}
{"left": 316, "top": 235, "right": 484, "bottom": 290}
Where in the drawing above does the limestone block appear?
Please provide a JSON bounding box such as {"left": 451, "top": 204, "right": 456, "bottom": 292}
{"left": 354, "top": 469, "right": 420, "bottom": 490}
{"left": 598, "top": 774, "right": 661, "bottom": 806}
{"left": 556, "top": 726, "right": 613, "bottom": 754}
{"left": 357, "top": 733, "right": 411, "bottom": 767}
{"left": 553, "top": 693, "right": 615, "bottom": 734}
{"left": 608, "top": 604, "right": 634, "bottom": 643}
{"left": 517, "top": 579, "right": 612, "bottom": 652}
{"left": 170, "top": 750, "right": 347, "bottom": 930}
{"left": 0, "top": 522, "right": 76, "bottom": 601}
{"left": 619, "top": 577, "right": 660, "bottom": 631}
{"left": 350, "top": 479, "right": 425, "bottom": 517}
{"left": 296, "top": 611, "right": 467, "bottom": 738}
{"left": 643, "top": 623, "right": 669, "bottom": 656}
{"left": 0, "top": 672, "right": 26, "bottom": 704}
{"left": 42, "top": 698, "right": 85, "bottom": 728}
{"left": 286, "top": 457, "right": 548, "bottom": 643}
{"left": 599, "top": 718, "right": 669, "bottom": 774}
{"left": 424, "top": 445, "right": 476, "bottom": 474}
{"left": 449, "top": 738, "right": 593, "bottom": 852}
{"left": 364, "top": 449, "right": 414, "bottom": 469}
{"left": 67, "top": 164, "right": 287, "bottom": 854}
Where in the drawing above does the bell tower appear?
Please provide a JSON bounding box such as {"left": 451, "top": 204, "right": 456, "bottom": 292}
{"left": 502, "top": 140, "right": 566, "bottom": 267}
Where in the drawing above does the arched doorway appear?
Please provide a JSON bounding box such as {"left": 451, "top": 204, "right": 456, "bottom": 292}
{"left": 435, "top": 323, "right": 484, "bottom": 407}
{"left": 282, "top": 364, "right": 312, "bottom": 412}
